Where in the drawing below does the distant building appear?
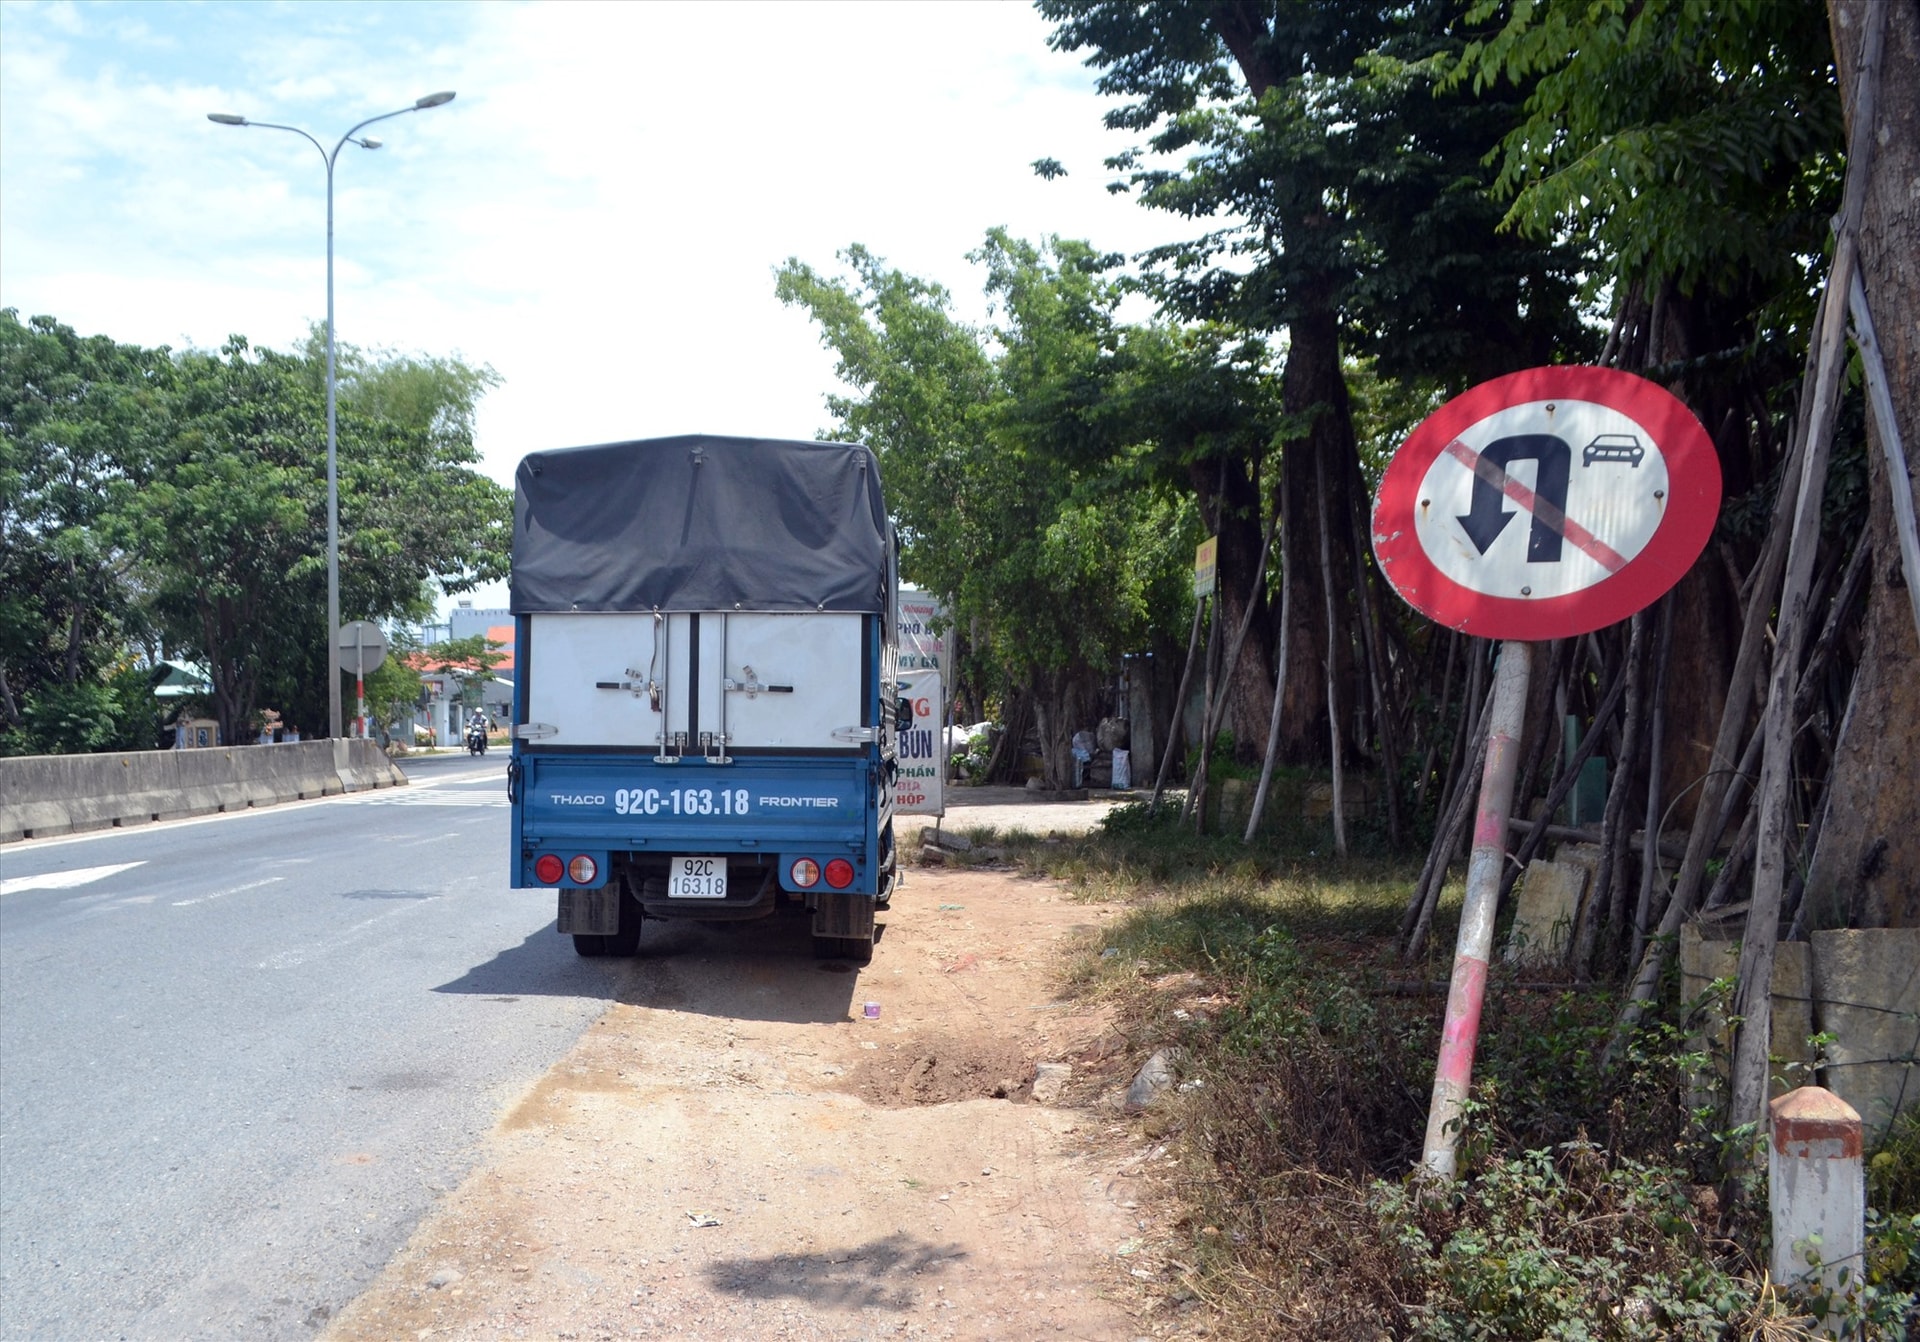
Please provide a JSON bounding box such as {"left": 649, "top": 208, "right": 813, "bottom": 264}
{"left": 406, "top": 614, "right": 515, "bottom": 744}
{"left": 449, "top": 601, "right": 513, "bottom": 643}
{"left": 149, "top": 659, "right": 212, "bottom": 702}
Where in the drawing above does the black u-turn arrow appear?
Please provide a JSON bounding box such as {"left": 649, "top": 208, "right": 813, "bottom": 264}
{"left": 1456, "top": 434, "right": 1572, "bottom": 562}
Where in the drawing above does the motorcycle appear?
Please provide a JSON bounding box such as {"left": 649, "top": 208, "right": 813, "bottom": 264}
{"left": 466, "top": 721, "right": 489, "bottom": 756}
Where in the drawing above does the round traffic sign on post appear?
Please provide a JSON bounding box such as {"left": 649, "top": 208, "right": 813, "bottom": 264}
{"left": 334, "top": 620, "right": 388, "bottom": 675}
{"left": 1372, "top": 366, "right": 1721, "bottom": 640}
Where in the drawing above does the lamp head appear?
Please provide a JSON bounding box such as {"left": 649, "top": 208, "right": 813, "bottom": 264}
{"left": 415, "top": 91, "right": 456, "bottom": 109}
{"left": 356, "top": 137, "right": 383, "bottom": 150}
{"left": 208, "top": 113, "right": 247, "bottom": 126}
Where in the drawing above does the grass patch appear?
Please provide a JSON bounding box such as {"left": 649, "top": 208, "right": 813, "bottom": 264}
{"left": 986, "top": 803, "right": 1919, "bottom": 1341}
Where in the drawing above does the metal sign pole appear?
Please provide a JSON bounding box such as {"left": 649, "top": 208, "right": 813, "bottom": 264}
{"left": 1421, "top": 638, "right": 1532, "bottom": 1179}
{"left": 1374, "top": 365, "right": 1720, "bottom": 1183}
{"left": 333, "top": 620, "right": 388, "bottom": 742}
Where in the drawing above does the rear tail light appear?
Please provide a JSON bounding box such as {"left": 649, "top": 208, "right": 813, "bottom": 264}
{"left": 567, "top": 855, "right": 599, "bottom": 885}
{"left": 789, "top": 859, "right": 820, "bottom": 888}
{"left": 825, "top": 859, "right": 854, "bottom": 889}
{"left": 534, "top": 854, "right": 564, "bottom": 884}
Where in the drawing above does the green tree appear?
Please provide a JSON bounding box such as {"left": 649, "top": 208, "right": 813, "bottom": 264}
{"left": 416, "top": 633, "right": 507, "bottom": 717}
{"left": 0, "top": 310, "right": 169, "bottom": 754}
{"left": 360, "top": 641, "right": 425, "bottom": 747}
{"left": 121, "top": 338, "right": 334, "bottom": 749}
{"left": 128, "top": 336, "right": 511, "bottom": 747}
{"left": 1447, "top": 0, "right": 1847, "bottom": 835}
{"left": 776, "top": 245, "right": 999, "bottom": 594}
{"left": 780, "top": 238, "right": 1202, "bottom": 786}
{"left": 1041, "top": 0, "right": 1595, "bottom": 776}
{"left": 3, "top": 313, "right": 513, "bottom": 752}
{"left": 300, "top": 324, "right": 501, "bottom": 450}
{"left": 971, "top": 230, "right": 1220, "bottom": 783}
{"left": 292, "top": 327, "right": 511, "bottom": 733}
{"left": 1805, "top": 0, "right": 1920, "bottom": 929}
{"left": 1454, "top": 0, "right": 1840, "bottom": 310}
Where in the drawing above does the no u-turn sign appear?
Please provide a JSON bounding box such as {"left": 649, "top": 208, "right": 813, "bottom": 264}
{"left": 1372, "top": 366, "right": 1721, "bottom": 640}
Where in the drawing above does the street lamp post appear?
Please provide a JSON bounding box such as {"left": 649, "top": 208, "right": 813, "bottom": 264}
{"left": 208, "top": 91, "right": 456, "bottom": 740}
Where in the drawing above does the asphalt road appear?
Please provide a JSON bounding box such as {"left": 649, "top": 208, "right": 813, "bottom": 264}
{"left": 0, "top": 752, "right": 631, "bottom": 1342}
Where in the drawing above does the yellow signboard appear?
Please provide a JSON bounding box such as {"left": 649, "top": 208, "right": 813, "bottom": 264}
{"left": 1193, "top": 537, "right": 1218, "bottom": 597}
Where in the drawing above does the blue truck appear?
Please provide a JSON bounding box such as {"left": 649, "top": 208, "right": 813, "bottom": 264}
{"left": 506, "top": 434, "right": 902, "bottom": 962}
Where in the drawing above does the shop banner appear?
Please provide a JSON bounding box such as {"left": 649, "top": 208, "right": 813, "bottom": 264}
{"left": 895, "top": 670, "right": 945, "bottom": 817}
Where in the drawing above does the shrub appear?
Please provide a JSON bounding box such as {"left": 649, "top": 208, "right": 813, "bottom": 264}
{"left": 1375, "top": 1141, "right": 1776, "bottom": 1340}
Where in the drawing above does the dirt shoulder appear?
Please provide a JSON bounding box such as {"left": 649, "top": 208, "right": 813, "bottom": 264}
{"left": 324, "top": 789, "right": 1193, "bottom": 1341}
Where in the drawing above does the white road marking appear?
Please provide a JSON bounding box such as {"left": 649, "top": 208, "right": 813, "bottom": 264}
{"left": 347, "top": 790, "right": 508, "bottom": 807}
{"left": 172, "top": 876, "right": 286, "bottom": 907}
{"left": 257, "top": 898, "right": 441, "bottom": 970}
{"left": 0, "top": 861, "right": 146, "bottom": 896}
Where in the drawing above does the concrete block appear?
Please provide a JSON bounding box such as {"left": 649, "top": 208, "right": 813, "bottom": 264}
{"left": 239, "top": 744, "right": 321, "bottom": 807}
{"left": 1506, "top": 859, "right": 1585, "bottom": 966}
{"left": 1219, "top": 773, "right": 1379, "bottom": 836}
{"left": 333, "top": 739, "right": 404, "bottom": 792}
{"left": 1770, "top": 1086, "right": 1865, "bottom": 1317}
{"left": 1554, "top": 841, "right": 1604, "bottom": 893}
{"left": 1301, "top": 775, "right": 1372, "bottom": 821}
{"left": 0, "top": 738, "right": 405, "bottom": 844}
{"left": 1680, "top": 924, "right": 1816, "bottom": 1112}
{"left": 1214, "top": 777, "right": 1253, "bottom": 833}
{"left": 1811, "top": 929, "right": 1920, "bottom": 1139}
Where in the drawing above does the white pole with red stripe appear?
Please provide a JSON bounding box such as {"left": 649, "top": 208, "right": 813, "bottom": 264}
{"left": 1420, "top": 639, "right": 1532, "bottom": 1179}
{"left": 1373, "top": 365, "right": 1721, "bottom": 1181}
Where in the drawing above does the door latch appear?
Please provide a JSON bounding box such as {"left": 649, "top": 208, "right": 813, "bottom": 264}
{"left": 723, "top": 665, "right": 794, "bottom": 698}
{"left": 596, "top": 670, "right": 662, "bottom": 712}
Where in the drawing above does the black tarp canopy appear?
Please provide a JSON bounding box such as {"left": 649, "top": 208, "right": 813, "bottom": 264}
{"left": 510, "top": 435, "right": 890, "bottom": 614}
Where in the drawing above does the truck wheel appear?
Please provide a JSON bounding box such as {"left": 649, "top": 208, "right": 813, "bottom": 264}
{"left": 607, "top": 900, "right": 644, "bottom": 956}
{"left": 812, "top": 935, "right": 873, "bottom": 966}
{"left": 573, "top": 921, "right": 642, "bottom": 958}
{"left": 875, "top": 822, "right": 896, "bottom": 910}
{"left": 571, "top": 889, "right": 643, "bottom": 958}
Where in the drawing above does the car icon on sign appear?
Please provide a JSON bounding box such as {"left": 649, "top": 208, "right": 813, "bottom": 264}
{"left": 1583, "top": 433, "right": 1644, "bottom": 467}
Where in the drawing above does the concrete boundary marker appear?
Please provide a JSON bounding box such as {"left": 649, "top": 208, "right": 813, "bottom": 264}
{"left": 0, "top": 741, "right": 407, "bottom": 843}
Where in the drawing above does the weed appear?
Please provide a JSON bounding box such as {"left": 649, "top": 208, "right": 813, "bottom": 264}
{"left": 1871, "top": 1109, "right": 1920, "bottom": 1216}
{"left": 1008, "top": 806, "right": 1920, "bottom": 1340}
{"left": 1375, "top": 1141, "right": 1793, "bottom": 1339}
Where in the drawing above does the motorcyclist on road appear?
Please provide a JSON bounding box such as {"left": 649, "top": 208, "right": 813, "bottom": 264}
{"left": 465, "top": 709, "right": 490, "bottom": 756}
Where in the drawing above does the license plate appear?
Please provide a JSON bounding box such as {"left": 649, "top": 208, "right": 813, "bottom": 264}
{"left": 668, "top": 856, "right": 727, "bottom": 899}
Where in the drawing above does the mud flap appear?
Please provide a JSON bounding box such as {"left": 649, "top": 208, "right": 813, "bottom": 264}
{"left": 557, "top": 885, "right": 623, "bottom": 935}
{"left": 811, "top": 890, "right": 875, "bottom": 941}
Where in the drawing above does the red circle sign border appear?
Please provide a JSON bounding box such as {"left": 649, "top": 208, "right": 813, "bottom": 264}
{"left": 1373, "top": 366, "right": 1721, "bottom": 641}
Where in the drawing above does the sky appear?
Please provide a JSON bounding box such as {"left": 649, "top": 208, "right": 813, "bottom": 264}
{"left": 0, "top": 0, "right": 1202, "bottom": 617}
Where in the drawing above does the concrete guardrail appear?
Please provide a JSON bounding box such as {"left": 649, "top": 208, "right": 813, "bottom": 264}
{"left": 0, "top": 740, "right": 407, "bottom": 844}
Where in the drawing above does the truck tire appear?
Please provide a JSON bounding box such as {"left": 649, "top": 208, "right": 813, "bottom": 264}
{"left": 812, "top": 934, "right": 873, "bottom": 966}
{"left": 571, "top": 887, "right": 643, "bottom": 958}
{"left": 573, "top": 920, "right": 642, "bottom": 958}
{"left": 607, "top": 902, "right": 643, "bottom": 956}
{"left": 875, "top": 821, "right": 896, "bottom": 911}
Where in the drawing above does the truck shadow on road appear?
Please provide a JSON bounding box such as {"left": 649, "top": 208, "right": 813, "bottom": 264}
{"left": 701, "top": 1231, "right": 966, "bottom": 1310}
{"left": 431, "top": 912, "right": 876, "bottom": 1025}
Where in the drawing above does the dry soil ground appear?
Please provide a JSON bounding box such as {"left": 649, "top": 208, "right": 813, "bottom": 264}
{"left": 323, "top": 790, "right": 1200, "bottom": 1342}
